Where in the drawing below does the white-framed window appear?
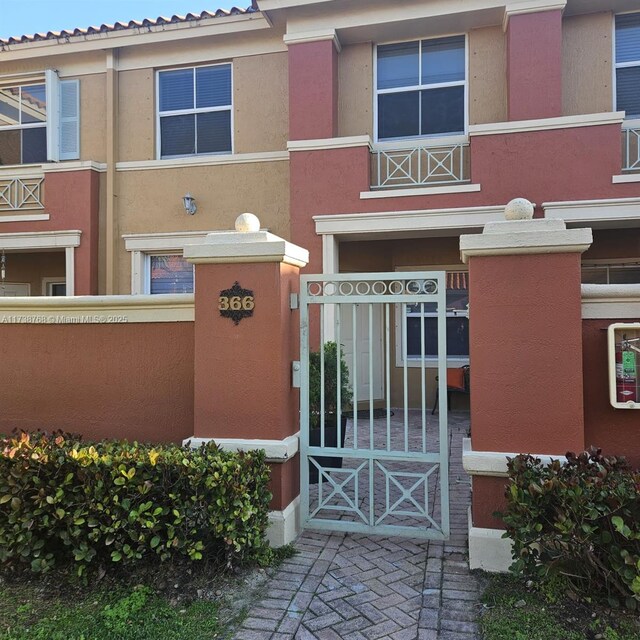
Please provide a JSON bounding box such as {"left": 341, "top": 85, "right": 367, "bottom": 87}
{"left": 615, "top": 12, "right": 640, "bottom": 119}
{"left": 375, "top": 35, "right": 467, "bottom": 142}
{"left": 0, "top": 72, "right": 79, "bottom": 166}
{"left": 395, "top": 268, "right": 469, "bottom": 367}
{"left": 42, "top": 278, "right": 66, "bottom": 296}
{"left": 582, "top": 261, "right": 640, "bottom": 284}
{"left": 147, "top": 254, "right": 194, "bottom": 295}
{"left": 156, "top": 63, "right": 232, "bottom": 159}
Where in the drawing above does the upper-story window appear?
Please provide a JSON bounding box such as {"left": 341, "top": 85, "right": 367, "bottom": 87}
{"left": 157, "top": 64, "right": 232, "bottom": 159}
{"left": 615, "top": 12, "right": 640, "bottom": 119}
{"left": 376, "top": 35, "right": 466, "bottom": 141}
{"left": 0, "top": 83, "right": 47, "bottom": 165}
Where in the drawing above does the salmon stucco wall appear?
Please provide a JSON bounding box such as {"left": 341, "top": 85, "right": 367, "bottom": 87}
{"left": 0, "top": 323, "right": 194, "bottom": 443}
{"left": 583, "top": 319, "right": 640, "bottom": 469}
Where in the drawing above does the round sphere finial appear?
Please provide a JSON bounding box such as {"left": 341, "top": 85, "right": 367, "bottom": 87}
{"left": 235, "top": 213, "right": 261, "bottom": 233}
{"left": 504, "top": 198, "right": 534, "bottom": 221}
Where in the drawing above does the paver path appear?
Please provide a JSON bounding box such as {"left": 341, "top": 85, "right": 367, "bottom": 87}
{"left": 235, "top": 412, "right": 482, "bottom": 640}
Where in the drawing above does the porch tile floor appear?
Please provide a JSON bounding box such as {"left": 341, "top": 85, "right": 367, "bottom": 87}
{"left": 234, "top": 412, "right": 481, "bottom": 640}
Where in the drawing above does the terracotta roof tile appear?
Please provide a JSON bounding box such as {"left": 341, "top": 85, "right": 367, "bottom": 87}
{"left": 0, "top": 6, "right": 256, "bottom": 46}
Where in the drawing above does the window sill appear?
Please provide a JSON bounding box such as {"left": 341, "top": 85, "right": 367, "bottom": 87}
{"left": 612, "top": 173, "right": 640, "bottom": 184}
{"left": 361, "top": 183, "right": 481, "bottom": 199}
{"left": 117, "top": 151, "right": 289, "bottom": 172}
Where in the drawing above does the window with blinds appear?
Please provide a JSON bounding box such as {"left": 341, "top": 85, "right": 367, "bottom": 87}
{"left": 158, "top": 64, "right": 232, "bottom": 159}
{"left": 149, "top": 255, "right": 194, "bottom": 294}
{"left": 376, "top": 36, "right": 466, "bottom": 140}
{"left": 616, "top": 12, "right": 640, "bottom": 119}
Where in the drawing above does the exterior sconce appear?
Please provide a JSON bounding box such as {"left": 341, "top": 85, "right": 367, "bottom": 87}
{"left": 183, "top": 193, "right": 197, "bottom": 215}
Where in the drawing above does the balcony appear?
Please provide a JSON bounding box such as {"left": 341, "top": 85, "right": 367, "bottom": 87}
{"left": 371, "top": 140, "right": 470, "bottom": 190}
{"left": 622, "top": 124, "right": 640, "bottom": 173}
{"left": 0, "top": 173, "right": 45, "bottom": 212}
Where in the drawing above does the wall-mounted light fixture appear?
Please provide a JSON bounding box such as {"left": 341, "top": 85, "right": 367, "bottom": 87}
{"left": 183, "top": 193, "right": 197, "bottom": 215}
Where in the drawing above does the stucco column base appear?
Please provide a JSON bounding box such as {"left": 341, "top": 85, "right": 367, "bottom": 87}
{"left": 184, "top": 220, "right": 308, "bottom": 546}
{"left": 460, "top": 214, "right": 592, "bottom": 560}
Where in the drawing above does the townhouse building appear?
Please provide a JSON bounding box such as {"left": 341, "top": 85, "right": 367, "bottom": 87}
{"left": 0, "top": 0, "right": 639, "bottom": 405}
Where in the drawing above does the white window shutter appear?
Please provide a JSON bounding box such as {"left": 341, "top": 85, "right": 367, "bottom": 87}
{"left": 45, "top": 69, "right": 60, "bottom": 162}
{"left": 59, "top": 79, "right": 80, "bottom": 160}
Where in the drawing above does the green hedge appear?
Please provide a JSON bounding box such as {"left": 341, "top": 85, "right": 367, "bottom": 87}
{"left": 501, "top": 449, "right": 640, "bottom": 609}
{"left": 0, "top": 431, "right": 272, "bottom": 576}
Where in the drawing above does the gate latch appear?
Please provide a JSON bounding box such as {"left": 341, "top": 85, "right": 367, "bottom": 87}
{"left": 292, "top": 361, "right": 301, "bottom": 388}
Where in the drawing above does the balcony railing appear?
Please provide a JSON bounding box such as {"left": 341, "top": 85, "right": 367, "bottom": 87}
{"left": 371, "top": 142, "right": 470, "bottom": 190}
{"left": 623, "top": 127, "right": 640, "bottom": 172}
{"left": 0, "top": 176, "right": 45, "bottom": 211}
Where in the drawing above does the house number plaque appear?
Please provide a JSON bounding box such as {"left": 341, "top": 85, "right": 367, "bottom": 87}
{"left": 218, "top": 281, "right": 255, "bottom": 325}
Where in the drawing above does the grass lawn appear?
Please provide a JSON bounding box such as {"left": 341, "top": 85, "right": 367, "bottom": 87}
{"left": 479, "top": 573, "right": 640, "bottom": 640}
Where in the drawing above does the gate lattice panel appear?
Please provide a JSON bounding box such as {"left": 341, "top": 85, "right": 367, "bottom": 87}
{"left": 300, "top": 272, "right": 450, "bottom": 540}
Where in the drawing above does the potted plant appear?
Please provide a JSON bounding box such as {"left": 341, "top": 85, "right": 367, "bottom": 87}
{"left": 308, "top": 341, "right": 353, "bottom": 484}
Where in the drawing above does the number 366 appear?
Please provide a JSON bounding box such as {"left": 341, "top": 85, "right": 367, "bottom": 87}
{"left": 218, "top": 295, "right": 255, "bottom": 311}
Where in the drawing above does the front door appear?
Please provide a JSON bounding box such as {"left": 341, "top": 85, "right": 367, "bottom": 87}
{"left": 300, "top": 272, "right": 450, "bottom": 540}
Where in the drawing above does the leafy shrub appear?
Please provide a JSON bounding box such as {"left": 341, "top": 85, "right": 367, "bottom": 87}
{"left": 501, "top": 448, "right": 640, "bottom": 609}
{"left": 0, "top": 431, "right": 272, "bottom": 576}
{"left": 309, "top": 341, "right": 353, "bottom": 429}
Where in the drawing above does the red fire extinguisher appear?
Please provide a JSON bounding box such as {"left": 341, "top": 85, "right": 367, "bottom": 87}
{"left": 616, "top": 336, "right": 638, "bottom": 404}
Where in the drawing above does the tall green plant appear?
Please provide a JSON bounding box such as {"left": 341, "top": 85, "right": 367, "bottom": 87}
{"left": 308, "top": 341, "right": 353, "bottom": 429}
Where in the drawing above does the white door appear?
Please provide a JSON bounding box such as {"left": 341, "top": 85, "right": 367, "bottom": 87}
{"left": 0, "top": 283, "right": 30, "bottom": 297}
{"left": 341, "top": 303, "right": 384, "bottom": 401}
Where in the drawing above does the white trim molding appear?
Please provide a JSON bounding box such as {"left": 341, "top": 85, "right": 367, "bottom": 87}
{"left": 462, "top": 437, "right": 568, "bottom": 477}
{"left": 582, "top": 284, "right": 640, "bottom": 320}
{"left": 543, "top": 196, "right": 640, "bottom": 227}
{"left": 612, "top": 174, "right": 640, "bottom": 184}
{"left": 0, "top": 214, "right": 50, "bottom": 223}
{"left": 0, "top": 229, "right": 81, "bottom": 250}
{"left": 287, "top": 136, "right": 371, "bottom": 152}
{"left": 267, "top": 496, "right": 300, "bottom": 547}
{"left": 468, "top": 509, "right": 513, "bottom": 573}
{"left": 184, "top": 432, "right": 300, "bottom": 461}
{"left": 184, "top": 229, "right": 309, "bottom": 268}
{"left": 460, "top": 218, "right": 592, "bottom": 263}
{"left": 502, "top": 0, "right": 567, "bottom": 30}
{"left": 283, "top": 28, "right": 341, "bottom": 52}
{"left": 116, "top": 151, "right": 288, "bottom": 172}
{"left": 361, "top": 184, "right": 481, "bottom": 199}
{"left": 469, "top": 112, "right": 625, "bottom": 137}
{"left": 0, "top": 294, "right": 194, "bottom": 323}
{"left": 314, "top": 205, "right": 505, "bottom": 238}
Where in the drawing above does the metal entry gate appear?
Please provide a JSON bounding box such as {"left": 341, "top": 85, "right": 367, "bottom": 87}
{"left": 300, "top": 272, "right": 450, "bottom": 540}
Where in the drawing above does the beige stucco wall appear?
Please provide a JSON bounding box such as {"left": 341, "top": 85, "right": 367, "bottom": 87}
{"left": 562, "top": 12, "right": 614, "bottom": 116}
{"left": 234, "top": 52, "right": 288, "bottom": 153}
{"left": 79, "top": 73, "right": 106, "bottom": 162}
{"left": 115, "top": 160, "right": 290, "bottom": 293}
{"left": 1, "top": 251, "right": 65, "bottom": 296}
{"left": 118, "top": 69, "right": 155, "bottom": 163}
{"left": 468, "top": 26, "right": 507, "bottom": 125}
{"left": 338, "top": 43, "right": 373, "bottom": 138}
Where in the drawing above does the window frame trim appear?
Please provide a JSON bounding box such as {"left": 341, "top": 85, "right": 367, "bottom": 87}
{"left": 373, "top": 32, "right": 469, "bottom": 144}
{"left": 613, "top": 10, "right": 640, "bottom": 119}
{"left": 155, "top": 62, "right": 234, "bottom": 160}
{"left": 394, "top": 265, "right": 470, "bottom": 369}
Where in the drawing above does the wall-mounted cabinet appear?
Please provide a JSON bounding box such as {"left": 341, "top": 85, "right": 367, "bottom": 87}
{"left": 608, "top": 323, "right": 640, "bottom": 409}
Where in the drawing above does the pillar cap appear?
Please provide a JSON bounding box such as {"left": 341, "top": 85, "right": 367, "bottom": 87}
{"left": 183, "top": 221, "right": 309, "bottom": 268}
{"left": 460, "top": 217, "right": 592, "bottom": 264}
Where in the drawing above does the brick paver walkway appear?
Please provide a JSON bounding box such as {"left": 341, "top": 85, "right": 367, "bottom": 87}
{"left": 235, "top": 412, "right": 481, "bottom": 640}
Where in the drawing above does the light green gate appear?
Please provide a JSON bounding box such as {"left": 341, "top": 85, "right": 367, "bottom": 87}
{"left": 300, "top": 272, "right": 450, "bottom": 540}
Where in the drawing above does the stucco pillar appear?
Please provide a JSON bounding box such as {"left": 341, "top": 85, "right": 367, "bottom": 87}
{"left": 288, "top": 35, "right": 339, "bottom": 140}
{"left": 506, "top": 9, "right": 563, "bottom": 121}
{"left": 183, "top": 214, "right": 309, "bottom": 546}
{"left": 460, "top": 198, "right": 592, "bottom": 571}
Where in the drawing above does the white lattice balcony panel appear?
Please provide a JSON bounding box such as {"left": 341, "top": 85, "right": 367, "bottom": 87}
{"left": 623, "top": 128, "right": 640, "bottom": 172}
{"left": 371, "top": 143, "right": 470, "bottom": 189}
{"left": 0, "top": 176, "right": 45, "bottom": 211}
